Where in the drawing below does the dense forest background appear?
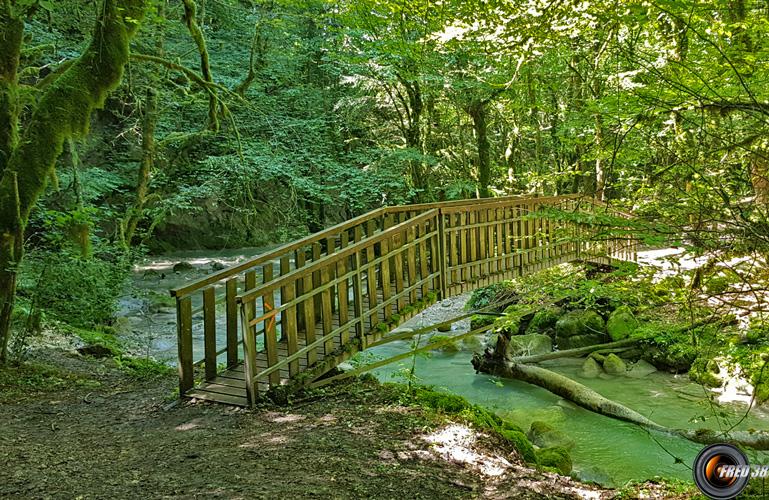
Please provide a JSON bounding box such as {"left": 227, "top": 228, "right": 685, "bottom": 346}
{"left": 2, "top": 0, "right": 769, "bottom": 359}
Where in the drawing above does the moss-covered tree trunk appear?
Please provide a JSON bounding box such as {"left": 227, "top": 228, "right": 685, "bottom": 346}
{"left": 469, "top": 100, "right": 491, "bottom": 198}
{"left": 182, "top": 0, "right": 219, "bottom": 131}
{"left": 0, "top": 3, "right": 23, "bottom": 176}
{"left": 0, "top": 0, "right": 147, "bottom": 363}
{"left": 122, "top": 88, "right": 158, "bottom": 248}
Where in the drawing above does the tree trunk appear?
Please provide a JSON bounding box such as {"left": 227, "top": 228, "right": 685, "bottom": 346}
{"left": 182, "top": 0, "right": 218, "bottom": 131}
{"left": 0, "top": 0, "right": 147, "bottom": 363}
{"left": 594, "top": 114, "right": 606, "bottom": 201}
{"left": 0, "top": 4, "right": 23, "bottom": 176}
{"left": 122, "top": 88, "right": 159, "bottom": 248}
{"left": 469, "top": 100, "right": 491, "bottom": 198}
{"left": 401, "top": 79, "right": 426, "bottom": 200}
{"left": 473, "top": 354, "right": 769, "bottom": 450}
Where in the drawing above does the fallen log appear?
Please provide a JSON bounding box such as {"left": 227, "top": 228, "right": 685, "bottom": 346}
{"left": 473, "top": 354, "right": 769, "bottom": 450}
{"left": 510, "top": 337, "right": 642, "bottom": 364}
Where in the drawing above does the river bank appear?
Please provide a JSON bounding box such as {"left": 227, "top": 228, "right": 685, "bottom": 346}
{"left": 0, "top": 341, "right": 646, "bottom": 499}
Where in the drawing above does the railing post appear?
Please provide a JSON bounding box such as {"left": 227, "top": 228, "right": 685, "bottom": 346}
{"left": 437, "top": 209, "right": 448, "bottom": 299}
{"left": 176, "top": 295, "right": 193, "bottom": 397}
{"left": 239, "top": 299, "right": 257, "bottom": 408}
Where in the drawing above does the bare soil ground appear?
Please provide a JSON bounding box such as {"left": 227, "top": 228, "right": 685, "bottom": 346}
{"left": 0, "top": 348, "right": 688, "bottom": 499}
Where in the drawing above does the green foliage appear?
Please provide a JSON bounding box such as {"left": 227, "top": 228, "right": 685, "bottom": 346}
{"left": 0, "top": 361, "right": 100, "bottom": 398}
{"left": 73, "top": 327, "right": 122, "bottom": 357}
{"left": 466, "top": 280, "right": 516, "bottom": 311}
{"left": 113, "top": 356, "right": 174, "bottom": 379}
{"left": 18, "top": 251, "right": 129, "bottom": 328}
{"left": 387, "top": 384, "right": 538, "bottom": 464}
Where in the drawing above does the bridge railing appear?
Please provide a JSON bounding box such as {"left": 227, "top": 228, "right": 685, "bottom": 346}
{"left": 236, "top": 209, "right": 442, "bottom": 402}
{"left": 169, "top": 194, "right": 637, "bottom": 401}
{"left": 168, "top": 205, "right": 421, "bottom": 395}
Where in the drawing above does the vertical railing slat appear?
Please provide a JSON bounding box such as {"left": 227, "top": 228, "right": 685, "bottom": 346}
{"left": 281, "top": 256, "right": 299, "bottom": 376}
{"left": 225, "top": 278, "right": 238, "bottom": 367}
{"left": 176, "top": 295, "right": 193, "bottom": 396}
{"left": 262, "top": 264, "right": 280, "bottom": 387}
{"left": 203, "top": 286, "right": 217, "bottom": 380}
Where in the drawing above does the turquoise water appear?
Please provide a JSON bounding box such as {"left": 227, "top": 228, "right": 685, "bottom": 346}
{"left": 368, "top": 339, "right": 769, "bottom": 487}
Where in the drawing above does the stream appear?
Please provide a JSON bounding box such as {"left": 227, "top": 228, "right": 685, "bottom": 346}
{"left": 119, "top": 250, "right": 769, "bottom": 488}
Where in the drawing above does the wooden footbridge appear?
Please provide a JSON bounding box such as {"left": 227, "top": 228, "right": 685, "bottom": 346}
{"left": 169, "top": 195, "right": 637, "bottom": 406}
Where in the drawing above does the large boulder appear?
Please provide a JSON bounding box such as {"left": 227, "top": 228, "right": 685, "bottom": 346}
{"left": 470, "top": 314, "right": 496, "bottom": 331}
{"left": 555, "top": 309, "right": 605, "bottom": 338}
{"left": 507, "top": 334, "right": 552, "bottom": 358}
{"left": 558, "top": 334, "right": 607, "bottom": 350}
{"left": 555, "top": 309, "right": 607, "bottom": 349}
{"left": 606, "top": 305, "right": 639, "bottom": 341}
{"left": 527, "top": 421, "right": 575, "bottom": 449}
{"left": 536, "top": 446, "right": 573, "bottom": 475}
{"left": 603, "top": 353, "right": 627, "bottom": 375}
{"left": 581, "top": 356, "right": 602, "bottom": 378}
{"left": 525, "top": 306, "right": 564, "bottom": 336}
{"left": 626, "top": 359, "right": 658, "bottom": 378}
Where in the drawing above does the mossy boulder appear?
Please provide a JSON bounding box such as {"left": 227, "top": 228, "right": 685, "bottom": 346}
{"left": 527, "top": 421, "right": 574, "bottom": 449}
{"left": 507, "top": 334, "right": 552, "bottom": 358}
{"left": 626, "top": 359, "right": 658, "bottom": 378}
{"left": 689, "top": 357, "right": 722, "bottom": 388}
{"left": 461, "top": 334, "right": 486, "bottom": 352}
{"left": 581, "top": 356, "right": 602, "bottom": 378}
{"left": 500, "top": 429, "right": 537, "bottom": 463}
{"left": 606, "top": 305, "right": 639, "bottom": 341}
{"left": 555, "top": 309, "right": 605, "bottom": 338}
{"left": 642, "top": 341, "right": 697, "bottom": 373}
{"left": 536, "top": 446, "right": 572, "bottom": 475}
{"left": 525, "top": 306, "right": 564, "bottom": 336}
{"left": 603, "top": 353, "right": 627, "bottom": 375}
{"left": 470, "top": 314, "right": 496, "bottom": 331}
{"left": 428, "top": 334, "right": 460, "bottom": 352}
{"left": 557, "top": 334, "right": 607, "bottom": 350}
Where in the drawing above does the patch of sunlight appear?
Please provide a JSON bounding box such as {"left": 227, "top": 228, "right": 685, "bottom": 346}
{"left": 175, "top": 418, "right": 203, "bottom": 431}
{"left": 265, "top": 412, "right": 305, "bottom": 424}
{"left": 422, "top": 424, "right": 510, "bottom": 476}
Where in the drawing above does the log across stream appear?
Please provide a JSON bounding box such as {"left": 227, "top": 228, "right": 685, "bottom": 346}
{"left": 363, "top": 298, "right": 769, "bottom": 486}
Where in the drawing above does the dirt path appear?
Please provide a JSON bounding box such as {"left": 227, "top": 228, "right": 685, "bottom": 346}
{"left": 0, "top": 348, "right": 676, "bottom": 499}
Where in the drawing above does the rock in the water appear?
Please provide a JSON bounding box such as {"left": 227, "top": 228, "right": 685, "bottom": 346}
{"left": 441, "top": 299, "right": 452, "bottom": 308}
{"left": 470, "top": 314, "right": 496, "bottom": 331}
{"left": 525, "top": 306, "right": 563, "bottom": 336}
{"left": 626, "top": 359, "right": 657, "bottom": 378}
{"left": 461, "top": 334, "right": 485, "bottom": 352}
{"left": 603, "top": 353, "right": 627, "bottom": 375}
{"left": 535, "top": 446, "right": 572, "bottom": 475}
{"left": 209, "top": 260, "right": 227, "bottom": 271}
{"left": 606, "top": 305, "right": 639, "bottom": 341}
{"left": 173, "top": 261, "right": 195, "bottom": 273}
{"left": 555, "top": 309, "right": 605, "bottom": 338}
{"left": 507, "top": 333, "right": 552, "bottom": 357}
{"left": 437, "top": 323, "right": 452, "bottom": 332}
{"left": 527, "top": 421, "right": 575, "bottom": 449}
{"left": 689, "top": 357, "right": 722, "bottom": 388}
{"left": 581, "top": 357, "right": 602, "bottom": 378}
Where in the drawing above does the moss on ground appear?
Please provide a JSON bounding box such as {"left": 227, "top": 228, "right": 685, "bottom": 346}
{"left": 383, "top": 383, "right": 540, "bottom": 464}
